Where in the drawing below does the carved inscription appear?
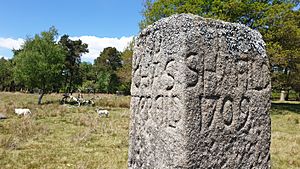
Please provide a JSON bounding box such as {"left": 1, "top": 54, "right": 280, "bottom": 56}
{"left": 129, "top": 14, "right": 271, "bottom": 169}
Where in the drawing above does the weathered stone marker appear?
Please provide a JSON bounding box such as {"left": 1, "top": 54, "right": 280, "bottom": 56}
{"left": 129, "top": 14, "right": 271, "bottom": 169}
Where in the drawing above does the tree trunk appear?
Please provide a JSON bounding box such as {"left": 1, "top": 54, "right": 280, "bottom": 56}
{"left": 38, "top": 90, "right": 45, "bottom": 105}
{"left": 285, "top": 90, "right": 290, "bottom": 101}
{"left": 69, "top": 71, "right": 73, "bottom": 94}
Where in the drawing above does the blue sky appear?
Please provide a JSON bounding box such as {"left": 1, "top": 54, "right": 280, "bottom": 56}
{"left": 0, "top": 0, "right": 143, "bottom": 62}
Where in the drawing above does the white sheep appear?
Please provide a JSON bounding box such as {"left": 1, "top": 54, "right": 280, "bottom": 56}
{"left": 15, "top": 108, "right": 31, "bottom": 116}
{"left": 96, "top": 109, "right": 109, "bottom": 117}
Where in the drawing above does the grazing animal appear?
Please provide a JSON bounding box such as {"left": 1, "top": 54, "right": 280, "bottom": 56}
{"left": 0, "top": 113, "right": 7, "bottom": 119}
{"left": 82, "top": 99, "right": 95, "bottom": 106}
{"left": 96, "top": 109, "right": 109, "bottom": 117}
{"left": 61, "top": 94, "right": 94, "bottom": 107}
{"left": 116, "top": 91, "right": 124, "bottom": 96}
{"left": 15, "top": 108, "right": 31, "bottom": 116}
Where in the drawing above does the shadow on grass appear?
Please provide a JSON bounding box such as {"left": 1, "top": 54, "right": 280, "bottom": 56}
{"left": 271, "top": 102, "right": 300, "bottom": 115}
{"left": 42, "top": 100, "right": 61, "bottom": 105}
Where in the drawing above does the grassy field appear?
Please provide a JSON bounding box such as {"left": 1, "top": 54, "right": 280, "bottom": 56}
{"left": 270, "top": 101, "right": 300, "bottom": 169}
{"left": 0, "top": 92, "right": 130, "bottom": 169}
{"left": 0, "top": 92, "right": 299, "bottom": 169}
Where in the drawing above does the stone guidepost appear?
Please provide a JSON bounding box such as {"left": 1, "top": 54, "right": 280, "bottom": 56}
{"left": 129, "top": 14, "right": 271, "bottom": 169}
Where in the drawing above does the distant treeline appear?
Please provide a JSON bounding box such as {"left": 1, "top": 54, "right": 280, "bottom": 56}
{"left": 140, "top": 0, "right": 300, "bottom": 100}
{"left": 1, "top": 0, "right": 300, "bottom": 101}
{"left": 0, "top": 27, "right": 132, "bottom": 99}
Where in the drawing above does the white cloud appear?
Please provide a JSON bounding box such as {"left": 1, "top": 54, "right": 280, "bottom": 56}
{"left": 0, "top": 38, "right": 24, "bottom": 50}
{"left": 70, "top": 36, "right": 134, "bottom": 62}
{"left": 0, "top": 36, "right": 134, "bottom": 63}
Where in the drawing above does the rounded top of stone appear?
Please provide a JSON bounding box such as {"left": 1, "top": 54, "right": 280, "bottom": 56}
{"left": 142, "top": 13, "right": 253, "bottom": 34}
{"left": 139, "top": 13, "right": 266, "bottom": 56}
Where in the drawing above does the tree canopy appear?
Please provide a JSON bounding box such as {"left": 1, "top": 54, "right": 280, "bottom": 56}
{"left": 141, "top": 0, "right": 300, "bottom": 100}
{"left": 94, "top": 47, "right": 122, "bottom": 93}
{"left": 59, "top": 35, "right": 89, "bottom": 93}
{"left": 13, "top": 27, "right": 65, "bottom": 104}
{"left": 267, "top": 10, "right": 300, "bottom": 92}
{"left": 94, "top": 47, "right": 122, "bottom": 71}
{"left": 117, "top": 41, "right": 134, "bottom": 95}
{"left": 0, "top": 57, "right": 13, "bottom": 91}
{"left": 9, "top": 30, "right": 133, "bottom": 100}
{"left": 140, "top": 0, "right": 299, "bottom": 30}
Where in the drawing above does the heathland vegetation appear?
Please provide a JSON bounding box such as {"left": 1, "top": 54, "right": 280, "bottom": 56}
{"left": 0, "top": 93, "right": 299, "bottom": 168}
{"left": 0, "top": 92, "right": 130, "bottom": 169}
{"left": 0, "top": 1, "right": 299, "bottom": 168}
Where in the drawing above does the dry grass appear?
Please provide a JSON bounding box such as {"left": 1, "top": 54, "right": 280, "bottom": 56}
{"left": 0, "top": 92, "right": 129, "bottom": 169}
{"left": 93, "top": 94, "right": 131, "bottom": 108}
{"left": 0, "top": 92, "right": 299, "bottom": 168}
{"left": 270, "top": 101, "right": 300, "bottom": 169}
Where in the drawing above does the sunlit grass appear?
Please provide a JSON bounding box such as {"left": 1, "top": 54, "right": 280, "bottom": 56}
{"left": 0, "top": 92, "right": 299, "bottom": 168}
{"left": 0, "top": 92, "right": 129, "bottom": 169}
{"left": 271, "top": 101, "right": 300, "bottom": 169}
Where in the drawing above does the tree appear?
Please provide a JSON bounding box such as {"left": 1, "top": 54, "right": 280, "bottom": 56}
{"left": 141, "top": 0, "right": 300, "bottom": 100}
{"left": 94, "top": 47, "right": 122, "bottom": 93}
{"left": 94, "top": 47, "right": 122, "bottom": 71}
{"left": 117, "top": 41, "right": 134, "bottom": 95}
{"left": 266, "top": 9, "right": 300, "bottom": 99}
{"left": 80, "top": 61, "right": 96, "bottom": 82}
{"left": 140, "top": 0, "right": 299, "bottom": 29}
{"left": 59, "top": 35, "right": 88, "bottom": 93}
{"left": 291, "top": 63, "right": 300, "bottom": 100}
{"left": 79, "top": 62, "right": 97, "bottom": 93}
{"left": 13, "top": 27, "right": 65, "bottom": 104}
{"left": 95, "top": 71, "right": 111, "bottom": 93}
{"left": 0, "top": 57, "right": 14, "bottom": 91}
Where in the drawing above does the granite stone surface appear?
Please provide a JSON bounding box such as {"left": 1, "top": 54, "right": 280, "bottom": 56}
{"left": 129, "top": 14, "right": 271, "bottom": 169}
